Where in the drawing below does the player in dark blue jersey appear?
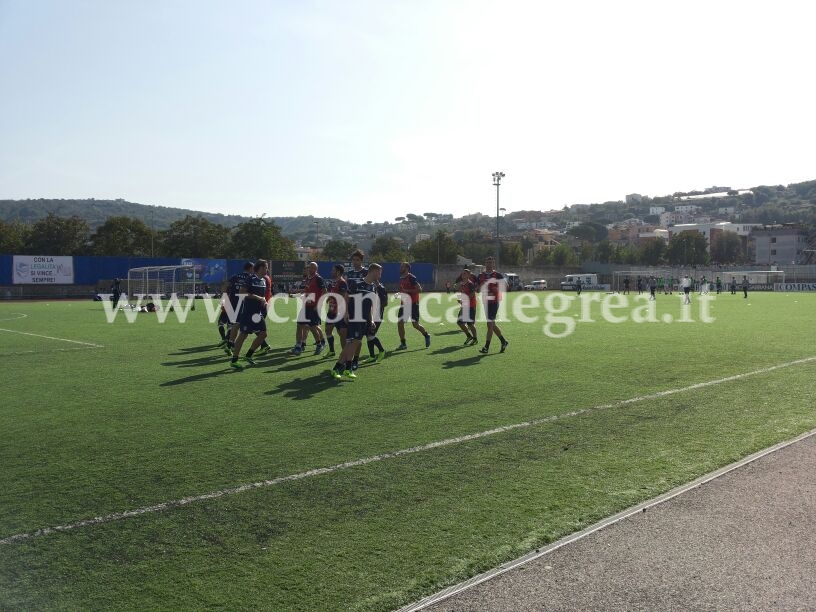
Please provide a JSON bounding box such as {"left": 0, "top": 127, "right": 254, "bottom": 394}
{"left": 346, "top": 249, "right": 368, "bottom": 370}
{"left": 364, "top": 279, "right": 387, "bottom": 363}
{"left": 229, "top": 260, "right": 269, "bottom": 369}
{"left": 324, "top": 264, "right": 349, "bottom": 357}
{"left": 330, "top": 263, "right": 382, "bottom": 380}
{"left": 218, "top": 261, "right": 253, "bottom": 354}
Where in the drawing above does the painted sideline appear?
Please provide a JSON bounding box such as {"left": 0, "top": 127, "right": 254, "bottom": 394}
{"left": 398, "top": 426, "right": 816, "bottom": 611}
{"left": 2, "top": 356, "right": 814, "bottom": 545}
{"left": 0, "top": 327, "right": 103, "bottom": 348}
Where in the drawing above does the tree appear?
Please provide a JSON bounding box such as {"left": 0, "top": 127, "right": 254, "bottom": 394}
{"left": 159, "top": 215, "right": 230, "bottom": 258}
{"left": 90, "top": 216, "right": 154, "bottom": 256}
{"left": 26, "top": 213, "right": 90, "bottom": 255}
{"left": 638, "top": 239, "right": 666, "bottom": 266}
{"left": 408, "top": 231, "right": 461, "bottom": 264}
{"left": 0, "top": 220, "right": 30, "bottom": 254}
{"left": 550, "top": 242, "right": 578, "bottom": 266}
{"left": 501, "top": 243, "right": 525, "bottom": 266}
{"left": 369, "top": 237, "right": 406, "bottom": 262}
{"left": 567, "top": 222, "right": 607, "bottom": 243}
{"left": 593, "top": 240, "right": 616, "bottom": 263}
{"left": 666, "top": 232, "right": 709, "bottom": 266}
{"left": 320, "top": 239, "right": 355, "bottom": 261}
{"left": 405, "top": 213, "right": 423, "bottom": 223}
{"left": 230, "top": 217, "right": 296, "bottom": 260}
{"left": 710, "top": 232, "right": 744, "bottom": 264}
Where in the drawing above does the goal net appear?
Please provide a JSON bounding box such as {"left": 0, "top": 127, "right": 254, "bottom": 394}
{"left": 612, "top": 269, "right": 785, "bottom": 292}
{"left": 127, "top": 265, "right": 198, "bottom": 298}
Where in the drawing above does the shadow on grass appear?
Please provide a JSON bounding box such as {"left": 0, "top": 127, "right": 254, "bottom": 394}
{"left": 441, "top": 354, "right": 487, "bottom": 369}
{"left": 160, "top": 366, "right": 243, "bottom": 386}
{"left": 265, "top": 374, "right": 342, "bottom": 400}
{"left": 430, "top": 345, "right": 472, "bottom": 356}
{"left": 169, "top": 345, "right": 222, "bottom": 355}
{"left": 434, "top": 330, "right": 464, "bottom": 336}
{"left": 161, "top": 354, "right": 230, "bottom": 367}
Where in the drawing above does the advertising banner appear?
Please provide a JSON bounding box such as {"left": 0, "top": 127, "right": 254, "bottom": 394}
{"left": 774, "top": 282, "right": 816, "bottom": 292}
{"left": 12, "top": 256, "right": 74, "bottom": 284}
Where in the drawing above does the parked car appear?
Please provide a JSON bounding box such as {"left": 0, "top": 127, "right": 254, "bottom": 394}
{"left": 523, "top": 279, "right": 548, "bottom": 290}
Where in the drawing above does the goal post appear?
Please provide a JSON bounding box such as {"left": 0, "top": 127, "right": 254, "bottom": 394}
{"left": 127, "top": 265, "right": 199, "bottom": 298}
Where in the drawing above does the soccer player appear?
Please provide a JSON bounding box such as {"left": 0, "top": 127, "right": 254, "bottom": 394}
{"left": 396, "top": 261, "right": 431, "bottom": 350}
{"left": 289, "top": 261, "right": 326, "bottom": 355}
{"left": 622, "top": 276, "right": 630, "bottom": 294}
{"left": 700, "top": 275, "right": 709, "bottom": 295}
{"left": 220, "top": 261, "right": 253, "bottom": 354}
{"left": 324, "top": 264, "right": 348, "bottom": 357}
{"left": 456, "top": 268, "right": 478, "bottom": 345}
{"left": 364, "top": 277, "right": 388, "bottom": 362}
{"left": 575, "top": 276, "right": 582, "bottom": 295}
{"left": 255, "top": 266, "right": 275, "bottom": 355}
{"left": 477, "top": 256, "right": 508, "bottom": 354}
{"left": 681, "top": 274, "right": 692, "bottom": 304}
{"left": 730, "top": 277, "right": 737, "bottom": 295}
{"left": 346, "top": 249, "right": 368, "bottom": 369}
{"left": 715, "top": 276, "right": 722, "bottom": 294}
{"left": 648, "top": 275, "right": 657, "bottom": 300}
{"left": 330, "top": 263, "right": 383, "bottom": 380}
{"left": 742, "top": 275, "right": 750, "bottom": 298}
{"left": 229, "top": 260, "right": 269, "bottom": 369}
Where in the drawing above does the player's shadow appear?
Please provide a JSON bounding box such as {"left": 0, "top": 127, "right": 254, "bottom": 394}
{"left": 160, "top": 367, "right": 240, "bottom": 386}
{"left": 265, "top": 375, "right": 339, "bottom": 400}
{"left": 162, "top": 354, "right": 230, "bottom": 367}
{"left": 170, "top": 345, "right": 219, "bottom": 355}
{"left": 441, "top": 354, "right": 486, "bottom": 369}
{"left": 431, "top": 345, "right": 471, "bottom": 356}
{"left": 270, "top": 358, "right": 332, "bottom": 373}
{"left": 435, "top": 330, "right": 463, "bottom": 336}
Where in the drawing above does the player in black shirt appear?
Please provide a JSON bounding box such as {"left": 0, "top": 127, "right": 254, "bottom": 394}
{"left": 219, "top": 261, "right": 253, "bottom": 353}
{"left": 229, "top": 260, "right": 269, "bottom": 369}
{"left": 330, "top": 263, "right": 382, "bottom": 380}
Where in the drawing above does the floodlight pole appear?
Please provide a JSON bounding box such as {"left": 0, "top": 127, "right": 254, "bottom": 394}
{"left": 492, "top": 172, "right": 505, "bottom": 270}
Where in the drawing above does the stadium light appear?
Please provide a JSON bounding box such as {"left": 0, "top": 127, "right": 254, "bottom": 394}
{"left": 492, "top": 172, "right": 505, "bottom": 269}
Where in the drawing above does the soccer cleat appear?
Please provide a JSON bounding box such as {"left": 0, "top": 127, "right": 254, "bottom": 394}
{"left": 330, "top": 368, "right": 342, "bottom": 380}
{"left": 469, "top": 338, "right": 479, "bottom": 346}
{"left": 243, "top": 356, "right": 256, "bottom": 366}
{"left": 342, "top": 369, "right": 357, "bottom": 379}
{"left": 351, "top": 360, "right": 359, "bottom": 371}
{"left": 396, "top": 343, "right": 407, "bottom": 350}
{"left": 287, "top": 346, "right": 302, "bottom": 356}
{"left": 500, "top": 340, "right": 509, "bottom": 353}
{"left": 314, "top": 343, "right": 325, "bottom": 356}
{"left": 376, "top": 350, "right": 386, "bottom": 363}
{"left": 363, "top": 355, "right": 377, "bottom": 364}
{"left": 479, "top": 346, "right": 489, "bottom": 354}
{"left": 229, "top": 360, "right": 244, "bottom": 369}
{"left": 463, "top": 337, "right": 472, "bottom": 345}
{"left": 424, "top": 334, "right": 431, "bottom": 348}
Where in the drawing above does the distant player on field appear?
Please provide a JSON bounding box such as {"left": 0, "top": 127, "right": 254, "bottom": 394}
{"left": 456, "top": 268, "right": 478, "bottom": 346}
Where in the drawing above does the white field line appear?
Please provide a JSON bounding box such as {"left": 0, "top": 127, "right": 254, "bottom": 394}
{"left": 0, "top": 313, "right": 28, "bottom": 322}
{"left": 0, "top": 347, "right": 101, "bottom": 357}
{"left": 0, "top": 327, "right": 103, "bottom": 348}
{"left": 1, "top": 355, "right": 814, "bottom": 545}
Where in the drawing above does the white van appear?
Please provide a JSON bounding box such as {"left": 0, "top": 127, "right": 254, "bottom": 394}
{"left": 560, "top": 274, "right": 598, "bottom": 290}
{"left": 523, "top": 279, "right": 548, "bottom": 290}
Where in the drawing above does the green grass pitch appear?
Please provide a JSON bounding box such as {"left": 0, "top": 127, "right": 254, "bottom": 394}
{"left": 1, "top": 291, "right": 815, "bottom": 610}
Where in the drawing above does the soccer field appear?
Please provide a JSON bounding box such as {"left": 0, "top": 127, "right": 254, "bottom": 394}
{"left": 1, "top": 292, "right": 815, "bottom": 610}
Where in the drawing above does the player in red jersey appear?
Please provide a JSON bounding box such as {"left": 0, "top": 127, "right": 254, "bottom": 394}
{"left": 324, "top": 264, "right": 348, "bottom": 357}
{"left": 476, "top": 256, "right": 508, "bottom": 354}
{"left": 255, "top": 268, "right": 275, "bottom": 355}
{"left": 396, "top": 262, "right": 431, "bottom": 350}
{"left": 289, "top": 261, "right": 327, "bottom": 355}
{"left": 456, "top": 268, "right": 478, "bottom": 346}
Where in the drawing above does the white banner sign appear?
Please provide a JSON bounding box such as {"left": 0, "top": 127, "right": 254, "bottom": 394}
{"left": 774, "top": 282, "right": 816, "bottom": 292}
{"left": 13, "top": 256, "right": 74, "bottom": 284}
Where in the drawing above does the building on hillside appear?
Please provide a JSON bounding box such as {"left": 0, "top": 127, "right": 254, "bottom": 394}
{"left": 649, "top": 206, "right": 666, "bottom": 215}
{"left": 669, "top": 221, "right": 759, "bottom": 254}
{"left": 751, "top": 227, "right": 810, "bottom": 265}
{"left": 638, "top": 228, "right": 669, "bottom": 242}
{"left": 626, "top": 193, "right": 643, "bottom": 204}
{"left": 674, "top": 204, "right": 701, "bottom": 213}
{"left": 415, "top": 233, "right": 431, "bottom": 242}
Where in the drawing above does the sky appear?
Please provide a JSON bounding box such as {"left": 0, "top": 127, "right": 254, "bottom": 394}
{"left": 1, "top": 0, "right": 814, "bottom": 224}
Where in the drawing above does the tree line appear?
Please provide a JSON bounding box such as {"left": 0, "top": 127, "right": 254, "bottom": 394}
{"left": 0, "top": 214, "right": 297, "bottom": 260}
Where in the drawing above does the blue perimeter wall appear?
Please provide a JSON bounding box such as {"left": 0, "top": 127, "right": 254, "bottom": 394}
{"left": 0, "top": 256, "right": 434, "bottom": 287}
